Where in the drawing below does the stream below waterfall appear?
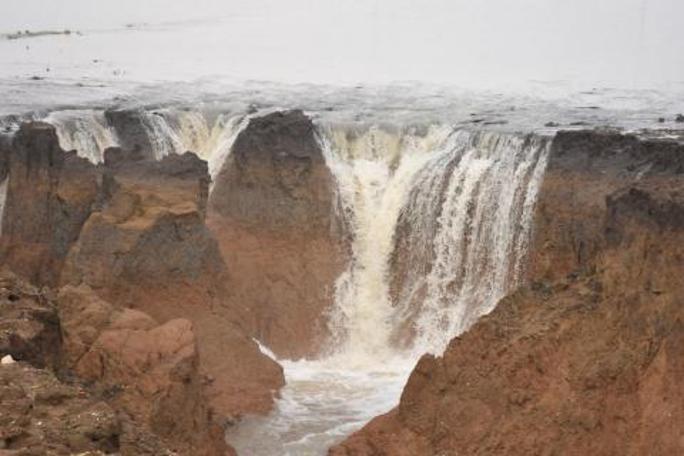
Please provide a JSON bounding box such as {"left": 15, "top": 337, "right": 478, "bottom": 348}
{"left": 227, "top": 352, "right": 411, "bottom": 455}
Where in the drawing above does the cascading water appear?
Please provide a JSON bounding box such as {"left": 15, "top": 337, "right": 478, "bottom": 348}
{"left": 44, "top": 108, "right": 249, "bottom": 185}
{"left": 393, "top": 131, "right": 550, "bottom": 354}
{"left": 318, "top": 124, "right": 459, "bottom": 360}
{"left": 46, "top": 110, "right": 119, "bottom": 163}
{"left": 137, "top": 109, "right": 210, "bottom": 160}
{"left": 203, "top": 113, "right": 252, "bottom": 184}
{"left": 0, "top": 177, "right": 8, "bottom": 236}
{"left": 229, "top": 123, "right": 550, "bottom": 455}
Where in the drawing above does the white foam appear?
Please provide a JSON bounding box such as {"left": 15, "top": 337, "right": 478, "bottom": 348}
{"left": 0, "top": 176, "right": 8, "bottom": 236}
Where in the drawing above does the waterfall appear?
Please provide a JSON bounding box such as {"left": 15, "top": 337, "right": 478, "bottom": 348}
{"left": 137, "top": 109, "right": 250, "bottom": 183}
{"left": 136, "top": 109, "right": 210, "bottom": 160}
{"left": 401, "top": 132, "right": 550, "bottom": 354}
{"left": 44, "top": 108, "right": 248, "bottom": 184}
{"left": 0, "top": 177, "right": 8, "bottom": 236}
{"left": 47, "top": 110, "right": 119, "bottom": 163}
{"left": 204, "top": 114, "right": 251, "bottom": 185}
{"left": 318, "top": 125, "right": 550, "bottom": 358}
{"left": 317, "top": 124, "right": 459, "bottom": 359}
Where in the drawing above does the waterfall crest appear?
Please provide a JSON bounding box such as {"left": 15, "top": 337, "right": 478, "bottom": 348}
{"left": 44, "top": 108, "right": 249, "bottom": 184}
{"left": 46, "top": 110, "right": 119, "bottom": 163}
{"left": 0, "top": 177, "right": 8, "bottom": 236}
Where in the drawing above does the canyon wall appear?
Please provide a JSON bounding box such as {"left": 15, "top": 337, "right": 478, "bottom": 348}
{"left": 330, "top": 131, "right": 684, "bottom": 455}
{"left": 528, "top": 130, "right": 684, "bottom": 281}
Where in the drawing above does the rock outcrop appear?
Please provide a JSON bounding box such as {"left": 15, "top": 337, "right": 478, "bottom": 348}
{"left": 209, "top": 110, "right": 347, "bottom": 358}
{"left": 0, "top": 123, "right": 284, "bottom": 451}
{"left": 57, "top": 285, "right": 230, "bottom": 456}
{"left": 0, "top": 122, "right": 100, "bottom": 285}
{"left": 331, "top": 131, "right": 684, "bottom": 456}
{"left": 60, "top": 146, "right": 283, "bottom": 419}
{"left": 0, "top": 273, "right": 177, "bottom": 455}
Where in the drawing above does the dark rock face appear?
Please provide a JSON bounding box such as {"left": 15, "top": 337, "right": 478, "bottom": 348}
{"left": 527, "top": 130, "right": 684, "bottom": 282}
{"left": 62, "top": 150, "right": 217, "bottom": 290}
{"left": 331, "top": 131, "right": 684, "bottom": 456}
{"left": 0, "top": 134, "right": 9, "bottom": 181}
{"left": 104, "top": 109, "right": 156, "bottom": 158}
{"left": 0, "top": 122, "right": 100, "bottom": 285}
{"left": 208, "top": 110, "right": 347, "bottom": 358}
{"left": 211, "top": 110, "right": 334, "bottom": 230}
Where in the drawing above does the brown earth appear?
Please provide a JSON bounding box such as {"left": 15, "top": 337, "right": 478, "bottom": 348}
{"left": 527, "top": 129, "right": 684, "bottom": 282}
{"left": 0, "top": 272, "right": 190, "bottom": 455}
{"left": 209, "top": 110, "right": 347, "bottom": 359}
{"left": 59, "top": 145, "right": 284, "bottom": 420}
{"left": 0, "top": 362, "right": 177, "bottom": 455}
{"left": 0, "top": 271, "right": 61, "bottom": 369}
{"left": 330, "top": 131, "right": 684, "bottom": 456}
{"left": 58, "top": 285, "right": 230, "bottom": 456}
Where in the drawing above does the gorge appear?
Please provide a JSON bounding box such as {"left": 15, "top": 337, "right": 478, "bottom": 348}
{"left": 1, "top": 89, "right": 683, "bottom": 455}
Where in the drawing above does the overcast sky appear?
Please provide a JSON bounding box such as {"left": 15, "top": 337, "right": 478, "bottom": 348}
{"left": 1, "top": 0, "right": 682, "bottom": 88}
